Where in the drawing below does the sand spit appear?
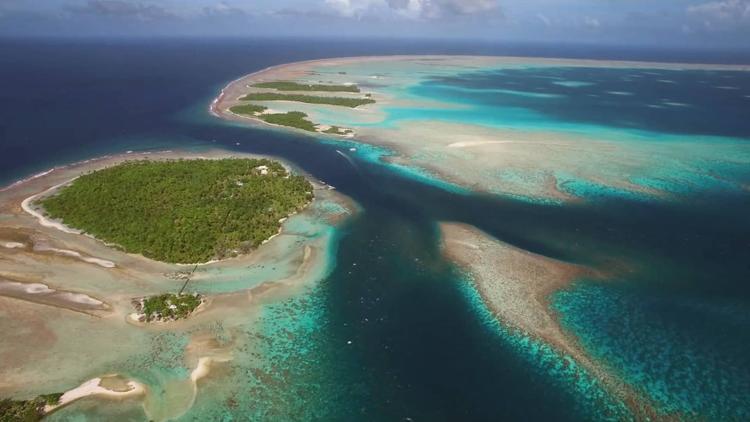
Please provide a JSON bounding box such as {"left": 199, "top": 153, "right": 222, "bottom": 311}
{"left": 140, "top": 355, "right": 232, "bottom": 422}
{"left": 33, "top": 242, "right": 116, "bottom": 268}
{"left": 21, "top": 182, "right": 82, "bottom": 235}
{"left": 0, "top": 277, "right": 108, "bottom": 314}
{"left": 190, "top": 357, "right": 214, "bottom": 383}
{"left": 1, "top": 227, "right": 116, "bottom": 268}
{"left": 44, "top": 376, "right": 146, "bottom": 414}
{"left": 143, "top": 354, "right": 233, "bottom": 421}
{"left": 439, "top": 222, "right": 659, "bottom": 418}
{"left": 2, "top": 241, "right": 25, "bottom": 249}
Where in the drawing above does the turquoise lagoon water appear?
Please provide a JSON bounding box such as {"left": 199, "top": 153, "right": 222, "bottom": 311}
{"left": 554, "top": 280, "right": 750, "bottom": 420}
{"left": 321, "top": 62, "right": 750, "bottom": 418}
{"left": 3, "top": 41, "right": 750, "bottom": 420}
{"left": 310, "top": 61, "right": 750, "bottom": 205}
{"left": 355, "top": 65, "right": 750, "bottom": 202}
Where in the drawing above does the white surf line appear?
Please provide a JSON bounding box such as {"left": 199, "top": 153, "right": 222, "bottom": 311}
{"left": 44, "top": 377, "right": 146, "bottom": 414}
{"left": 0, "top": 168, "right": 56, "bottom": 193}
{"left": 210, "top": 62, "right": 288, "bottom": 116}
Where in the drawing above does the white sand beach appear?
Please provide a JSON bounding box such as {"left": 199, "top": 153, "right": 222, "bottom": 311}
{"left": 44, "top": 376, "right": 146, "bottom": 414}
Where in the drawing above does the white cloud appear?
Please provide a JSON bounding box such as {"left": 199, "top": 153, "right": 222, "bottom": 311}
{"left": 324, "top": 0, "right": 382, "bottom": 17}
{"left": 66, "top": 0, "right": 175, "bottom": 21}
{"left": 536, "top": 13, "right": 550, "bottom": 26}
{"left": 202, "top": 1, "right": 251, "bottom": 17}
{"left": 687, "top": 0, "right": 750, "bottom": 26}
{"left": 583, "top": 15, "right": 600, "bottom": 28}
{"left": 325, "top": 0, "right": 498, "bottom": 20}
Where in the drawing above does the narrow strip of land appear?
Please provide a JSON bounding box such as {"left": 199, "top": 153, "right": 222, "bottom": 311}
{"left": 252, "top": 81, "right": 360, "bottom": 92}
{"left": 239, "top": 93, "right": 375, "bottom": 108}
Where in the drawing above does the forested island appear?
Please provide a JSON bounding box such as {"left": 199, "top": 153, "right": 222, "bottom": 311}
{"left": 228, "top": 105, "right": 318, "bottom": 132}
{"left": 223, "top": 80, "right": 373, "bottom": 134}
{"left": 132, "top": 293, "right": 204, "bottom": 323}
{"left": 38, "top": 158, "right": 313, "bottom": 263}
{"left": 239, "top": 92, "right": 375, "bottom": 108}
{"left": 322, "top": 126, "right": 354, "bottom": 135}
{"left": 1, "top": 393, "right": 61, "bottom": 421}
{"left": 251, "top": 81, "right": 360, "bottom": 92}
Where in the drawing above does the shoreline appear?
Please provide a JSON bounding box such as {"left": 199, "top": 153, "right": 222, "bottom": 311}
{"left": 211, "top": 54, "right": 750, "bottom": 122}
{"left": 0, "top": 147, "right": 357, "bottom": 415}
{"left": 211, "top": 55, "right": 750, "bottom": 203}
{"left": 44, "top": 376, "right": 146, "bottom": 415}
{"left": 37, "top": 354, "right": 232, "bottom": 419}
{"left": 9, "top": 149, "right": 326, "bottom": 267}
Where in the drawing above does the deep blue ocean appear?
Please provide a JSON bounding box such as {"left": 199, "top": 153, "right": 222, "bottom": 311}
{"left": 1, "top": 38, "right": 750, "bottom": 420}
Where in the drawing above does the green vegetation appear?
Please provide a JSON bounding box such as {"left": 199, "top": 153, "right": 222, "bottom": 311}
{"left": 38, "top": 394, "right": 62, "bottom": 407}
{"left": 40, "top": 159, "right": 313, "bottom": 263}
{"left": 252, "top": 81, "right": 360, "bottom": 93}
{"left": 260, "top": 111, "right": 317, "bottom": 132}
{"left": 229, "top": 104, "right": 317, "bottom": 131}
{"left": 1, "top": 394, "right": 60, "bottom": 421}
{"left": 322, "top": 126, "right": 353, "bottom": 135}
{"left": 140, "top": 293, "right": 202, "bottom": 322}
{"left": 239, "top": 93, "right": 375, "bottom": 108}
{"left": 1, "top": 398, "right": 43, "bottom": 421}
{"left": 229, "top": 104, "right": 267, "bottom": 115}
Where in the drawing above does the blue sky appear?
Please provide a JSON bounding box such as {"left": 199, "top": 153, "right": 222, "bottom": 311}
{"left": 0, "top": 0, "right": 748, "bottom": 47}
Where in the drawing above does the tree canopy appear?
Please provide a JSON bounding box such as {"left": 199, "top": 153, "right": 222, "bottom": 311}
{"left": 239, "top": 93, "right": 375, "bottom": 108}
{"left": 251, "top": 81, "right": 360, "bottom": 93}
{"left": 41, "top": 159, "right": 313, "bottom": 263}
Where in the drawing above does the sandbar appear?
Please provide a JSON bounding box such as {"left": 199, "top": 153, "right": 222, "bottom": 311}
{"left": 44, "top": 376, "right": 146, "bottom": 414}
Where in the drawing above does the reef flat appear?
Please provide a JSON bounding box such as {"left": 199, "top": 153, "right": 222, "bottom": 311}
{"left": 0, "top": 149, "right": 356, "bottom": 420}
{"left": 211, "top": 55, "right": 750, "bottom": 419}
{"left": 214, "top": 55, "right": 750, "bottom": 203}
{"left": 440, "top": 223, "right": 586, "bottom": 360}
{"left": 439, "top": 222, "right": 663, "bottom": 418}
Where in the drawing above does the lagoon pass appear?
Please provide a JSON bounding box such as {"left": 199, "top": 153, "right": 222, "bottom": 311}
{"left": 2, "top": 52, "right": 750, "bottom": 421}
{"left": 213, "top": 55, "right": 750, "bottom": 420}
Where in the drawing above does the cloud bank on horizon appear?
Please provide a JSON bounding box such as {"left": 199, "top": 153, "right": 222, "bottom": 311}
{"left": 0, "top": 0, "right": 748, "bottom": 47}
